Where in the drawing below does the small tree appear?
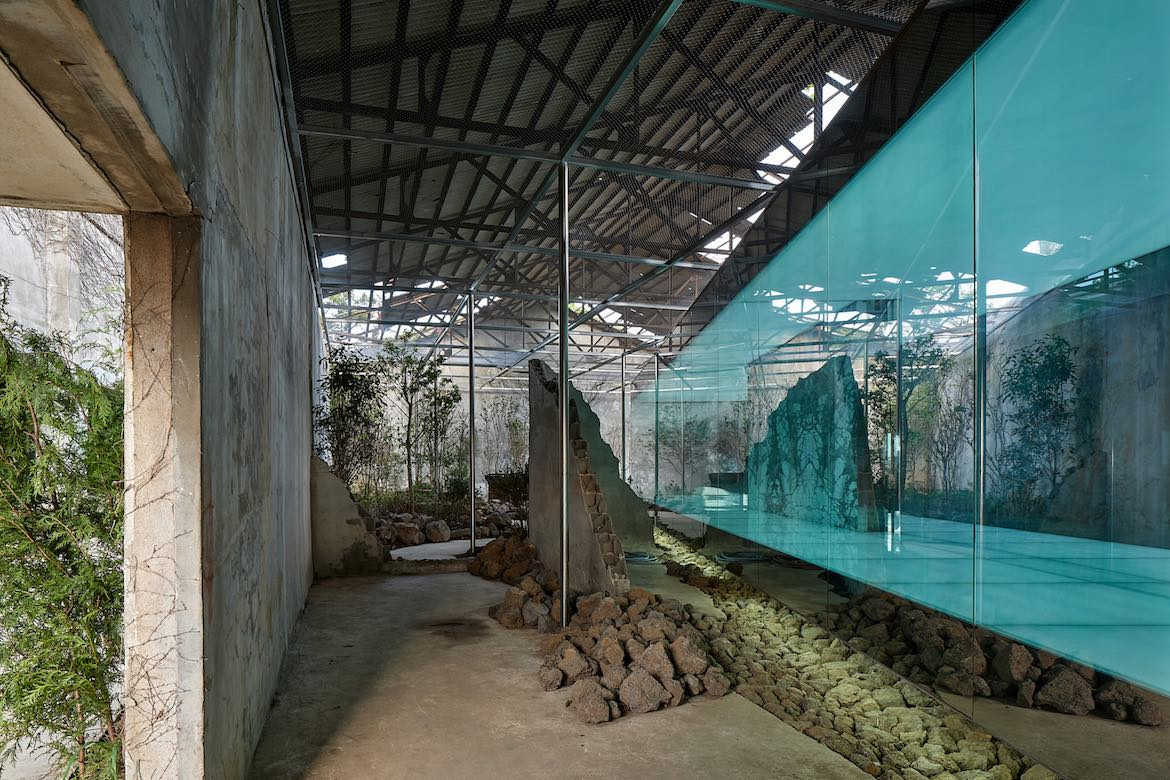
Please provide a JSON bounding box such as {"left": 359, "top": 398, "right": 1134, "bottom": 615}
{"left": 480, "top": 395, "right": 528, "bottom": 474}
{"left": 644, "top": 403, "right": 711, "bottom": 493}
{"left": 997, "top": 334, "right": 1079, "bottom": 502}
{"left": 313, "top": 347, "right": 385, "bottom": 486}
{"left": 866, "top": 334, "right": 952, "bottom": 496}
{"left": 415, "top": 364, "right": 461, "bottom": 500}
{"left": 712, "top": 399, "right": 752, "bottom": 472}
{"left": 382, "top": 344, "right": 447, "bottom": 510}
{"left": 928, "top": 370, "right": 975, "bottom": 501}
{"left": 0, "top": 276, "right": 124, "bottom": 777}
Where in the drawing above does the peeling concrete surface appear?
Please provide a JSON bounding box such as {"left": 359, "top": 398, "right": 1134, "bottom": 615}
{"left": 528, "top": 361, "right": 618, "bottom": 599}
{"left": 249, "top": 573, "right": 867, "bottom": 779}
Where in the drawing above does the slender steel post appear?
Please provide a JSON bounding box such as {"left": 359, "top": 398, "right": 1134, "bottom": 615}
{"left": 558, "top": 162, "right": 571, "bottom": 626}
{"left": 620, "top": 353, "right": 628, "bottom": 481}
{"left": 894, "top": 294, "right": 904, "bottom": 530}
{"left": 653, "top": 354, "right": 660, "bottom": 521}
{"left": 468, "top": 294, "right": 477, "bottom": 555}
{"left": 432, "top": 370, "right": 439, "bottom": 504}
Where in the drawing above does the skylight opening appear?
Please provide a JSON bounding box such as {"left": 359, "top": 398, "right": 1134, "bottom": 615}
{"left": 757, "top": 72, "right": 857, "bottom": 185}
{"left": 697, "top": 208, "right": 764, "bottom": 264}
{"left": 321, "top": 252, "right": 347, "bottom": 268}
{"left": 471, "top": 295, "right": 500, "bottom": 314}
{"left": 986, "top": 279, "right": 1028, "bottom": 297}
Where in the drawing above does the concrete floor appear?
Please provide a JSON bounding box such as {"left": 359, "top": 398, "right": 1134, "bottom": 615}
{"left": 249, "top": 573, "right": 867, "bottom": 779}
{"left": 391, "top": 538, "right": 490, "bottom": 560}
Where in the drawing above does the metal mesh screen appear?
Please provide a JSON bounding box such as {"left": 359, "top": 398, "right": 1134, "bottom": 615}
{"left": 275, "top": 0, "right": 944, "bottom": 353}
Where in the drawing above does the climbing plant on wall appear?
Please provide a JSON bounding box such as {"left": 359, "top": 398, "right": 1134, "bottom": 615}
{"left": 0, "top": 275, "right": 124, "bottom": 778}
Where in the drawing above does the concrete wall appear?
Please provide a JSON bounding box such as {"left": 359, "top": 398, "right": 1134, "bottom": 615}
{"left": 311, "top": 456, "right": 381, "bottom": 578}
{"left": 74, "top": 1, "right": 315, "bottom": 775}
{"left": 0, "top": 213, "right": 73, "bottom": 334}
{"left": 571, "top": 381, "right": 654, "bottom": 555}
{"left": 528, "top": 361, "right": 618, "bottom": 602}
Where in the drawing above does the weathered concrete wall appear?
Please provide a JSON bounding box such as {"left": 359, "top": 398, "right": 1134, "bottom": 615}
{"left": 980, "top": 248, "right": 1170, "bottom": 547}
{"left": 528, "top": 361, "right": 618, "bottom": 602}
{"left": 311, "top": 456, "right": 381, "bottom": 578}
{"left": 570, "top": 380, "right": 654, "bottom": 555}
{"left": 75, "top": 1, "right": 315, "bottom": 776}
{"left": 0, "top": 213, "right": 73, "bottom": 335}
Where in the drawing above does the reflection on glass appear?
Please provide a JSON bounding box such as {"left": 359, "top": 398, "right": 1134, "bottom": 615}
{"left": 631, "top": 0, "right": 1170, "bottom": 706}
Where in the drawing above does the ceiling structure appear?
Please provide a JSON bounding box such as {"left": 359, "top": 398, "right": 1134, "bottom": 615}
{"left": 273, "top": 0, "right": 931, "bottom": 390}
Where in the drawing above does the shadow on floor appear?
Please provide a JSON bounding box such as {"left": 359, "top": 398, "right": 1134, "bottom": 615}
{"left": 248, "top": 572, "right": 867, "bottom": 779}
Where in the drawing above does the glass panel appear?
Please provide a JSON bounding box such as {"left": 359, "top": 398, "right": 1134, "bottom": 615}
{"left": 624, "top": 2, "right": 1170, "bottom": 773}
{"left": 976, "top": 0, "right": 1170, "bottom": 709}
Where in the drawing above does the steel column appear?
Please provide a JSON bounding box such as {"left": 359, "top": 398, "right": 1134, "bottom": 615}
{"left": 432, "top": 370, "right": 440, "bottom": 504}
{"left": 653, "top": 353, "right": 660, "bottom": 521}
{"left": 468, "top": 294, "right": 478, "bottom": 555}
{"left": 620, "top": 352, "right": 628, "bottom": 482}
{"left": 558, "top": 162, "right": 571, "bottom": 626}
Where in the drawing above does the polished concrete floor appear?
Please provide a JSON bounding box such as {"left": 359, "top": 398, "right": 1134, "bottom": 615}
{"left": 249, "top": 573, "right": 867, "bottom": 779}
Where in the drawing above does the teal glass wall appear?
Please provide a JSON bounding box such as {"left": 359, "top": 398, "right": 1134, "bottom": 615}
{"left": 632, "top": 0, "right": 1170, "bottom": 698}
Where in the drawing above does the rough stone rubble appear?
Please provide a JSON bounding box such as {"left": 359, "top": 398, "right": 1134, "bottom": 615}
{"left": 820, "top": 590, "right": 1163, "bottom": 727}
{"left": 374, "top": 499, "right": 521, "bottom": 550}
{"left": 570, "top": 404, "right": 630, "bottom": 592}
{"left": 536, "top": 588, "right": 732, "bottom": 723}
{"left": 653, "top": 529, "right": 1060, "bottom": 780}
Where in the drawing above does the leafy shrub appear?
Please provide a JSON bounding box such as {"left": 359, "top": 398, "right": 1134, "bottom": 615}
{"left": 484, "top": 466, "right": 527, "bottom": 506}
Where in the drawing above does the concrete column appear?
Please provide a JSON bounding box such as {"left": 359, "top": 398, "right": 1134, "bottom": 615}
{"left": 122, "top": 213, "right": 204, "bottom": 778}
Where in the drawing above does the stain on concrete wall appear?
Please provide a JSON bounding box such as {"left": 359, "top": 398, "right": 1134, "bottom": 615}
{"left": 77, "top": 1, "right": 314, "bottom": 775}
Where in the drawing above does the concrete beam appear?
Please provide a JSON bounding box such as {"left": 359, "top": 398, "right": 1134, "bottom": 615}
{"left": 0, "top": 1, "right": 191, "bottom": 214}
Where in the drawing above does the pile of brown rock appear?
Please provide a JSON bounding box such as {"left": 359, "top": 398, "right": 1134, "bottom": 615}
{"left": 470, "top": 533, "right": 540, "bottom": 582}
{"left": 534, "top": 589, "right": 731, "bottom": 723}
{"left": 473, "top": 534, "right": 563, "bottom": 632}
{"left": 819, "top": 592, "right": 1164, "bottom": 727}
{"left": 375, "top": 503, "right": 523, "bottom": 549}
{"left": 374, "top": 513, "right": 452, "bottom": 549}
{"left": 451, "top": 499, "right": 523, "bottom": 540}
